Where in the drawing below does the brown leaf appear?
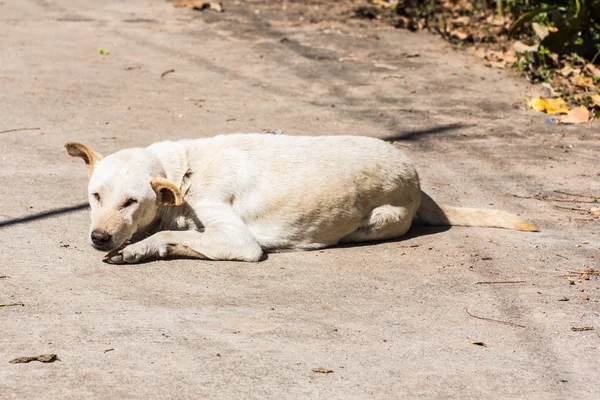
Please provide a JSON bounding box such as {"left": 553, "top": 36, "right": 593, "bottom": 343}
{"left": 173, "top": 0, "right": 203, "bottom": 8}
{"left": 209, "top": 2, "right": 223, "bottom": 12}
{"left": 513, "top": 41, "right": 538, "bottom": 53}
{"left": 451, "top": 28, "right": 470, "bottom": 41}
{"left": 584, "top": 63, "right": 600, "bottom": 77}
{"left": 560, "top": 65, "right": 574, "bottom": 77}
{"left": 468, "top": 338, "right": 487, "bottom": 347}
{"left": 9, "top": 354, "right": 60, "bottom": 364}
{"left": 532, "top": 22, "right": 549, "bottom": 40}
{"left": 451, "top": 16, "right": 471, "bottom": 26}
{"left": 370, "top": 0, "right": 396, "bottom": 9}
{"left": 172, "top": 1, "right": 223, "bottom": 12}
{"left": 312, "top": 367, "right": 334, "bottom": 373}
{"left": 558, "top": 105, "right": 590, "bottom": 124}
{"left": 571, "top": 75, "right": 596, "bottom": 89}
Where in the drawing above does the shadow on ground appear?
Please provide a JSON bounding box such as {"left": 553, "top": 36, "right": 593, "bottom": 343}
{"left": 0, "top": 203, "right": 89, "bottom": 229}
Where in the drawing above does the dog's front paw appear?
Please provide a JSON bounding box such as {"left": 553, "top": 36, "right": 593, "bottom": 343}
{"left": 103, "top": 243, "right": 150, "bottom": 265}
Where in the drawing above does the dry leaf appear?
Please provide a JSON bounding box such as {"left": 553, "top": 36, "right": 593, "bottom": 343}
{"left": 532, "top": 22, "right": 549, "bottom": 40}
{"left": 173, "top": 1, "right": 223, "bottom": 12}
{"left": 558, "top": 105, "right": 590, "bottom": 124}
{"left": 370, "top": 0, "right": 396, "bottom": 8}
{"left": 590, "top": 207, "right": 600, "bottom": 216}
{"left": 312, "top": 367, "right": 334, "bottom": 373}
{"left": 513, "top": 41, "right": 538, "bottom": 53}
{"left": 527, "top": 97, "right": 569, "bottom": 114}
{"left": 487, "top": 15, "right": 506, "bottom": 26}
{"left": 571, "top": 75, "right": 596, "bottom": 89}
{"left": 589, "top": 93, "right": 600, "bottom": 107}
{"left": 173, "top": 0, "right": 203, "bottom": 8}
{"left": 209, "top": 2, "right": 223, "bottom": 12}
{"left": 468, "top": 338, "right": 487, "bottom": 347}
{"left": 582, "top": 273, "right": 590, "bottom": 280}
{"left": 581, "top": 294, "right": 590, "bottom": 301}
{"left": 9, "top": 354, "right": 60, "bottom": 364}
{"left": 451, "top": 28, "right": 470, "bottom": 41}
{"left": 452, "top": 16, "right": 471, "bottom": 25}
{"left": 560, "top": 65, "right": 574, "bottom": 77}
{"left": 584, "top": 63, "right": 600, "bottom": 77}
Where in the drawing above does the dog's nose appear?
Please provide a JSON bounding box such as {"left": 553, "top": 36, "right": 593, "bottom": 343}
{"left": 91, "top": 230, "right": 111, "bottom": 246}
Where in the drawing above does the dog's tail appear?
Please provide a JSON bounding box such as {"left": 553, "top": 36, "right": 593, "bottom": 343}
{"left": 417, "top": 191, "right": 538, "bottom": 232}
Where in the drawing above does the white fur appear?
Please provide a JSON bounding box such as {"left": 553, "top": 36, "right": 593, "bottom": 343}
{"left": 65, "top": 134, "right": 536, "bottom": 264}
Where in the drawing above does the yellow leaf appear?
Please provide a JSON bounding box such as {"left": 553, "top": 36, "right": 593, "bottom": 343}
{"left": 590, "top": 93, "right": 600, "bottom": 107}
{"left": 527, "top": 97, "right": 569, "bottom": 114}
{"left": 558, "top": 105, "right": 590, "bottom": 124}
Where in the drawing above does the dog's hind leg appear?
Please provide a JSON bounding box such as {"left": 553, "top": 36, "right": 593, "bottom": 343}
{"left": 339, "top": 205, "right": 414, "bottom": 243}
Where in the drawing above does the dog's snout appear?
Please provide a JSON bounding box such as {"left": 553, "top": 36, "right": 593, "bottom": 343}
{"left": 91, "top": 230, "right": 111, "bottom": 246}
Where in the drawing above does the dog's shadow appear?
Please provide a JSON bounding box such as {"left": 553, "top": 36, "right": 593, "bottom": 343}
{"left": 333, "top": 221, "right": 450, "bottom": 250}
{"left": 105, "top": 221, "right": 448, "bottom": 265}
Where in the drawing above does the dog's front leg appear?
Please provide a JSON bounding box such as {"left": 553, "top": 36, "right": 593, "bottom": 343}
{"left": 103, "top": 231, "right": 197, "bottom": 264}
{"left": 104, "top": 205, "right": 265, "bottom": 264}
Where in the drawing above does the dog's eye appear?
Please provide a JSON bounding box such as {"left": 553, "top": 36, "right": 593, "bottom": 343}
{"left": 92, "top": 193, "right": 101, "bottom": 202}
{"left": 122, "top": 198, "right": 138, "bottom": 208}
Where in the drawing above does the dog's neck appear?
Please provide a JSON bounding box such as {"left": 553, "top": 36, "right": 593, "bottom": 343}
{"left": 148, "top": 141, "right": 190, "bottom": 192}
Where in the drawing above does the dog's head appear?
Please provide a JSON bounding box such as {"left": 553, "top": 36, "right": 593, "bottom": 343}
{"left": 65, "top": 142, "right": 183, "bottom": 251}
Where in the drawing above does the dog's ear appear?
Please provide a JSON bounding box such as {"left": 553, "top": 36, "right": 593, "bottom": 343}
{"left": 65, "top": 142, "right": 103, "bottom": 178}
{"left": 151, "top": 179, "right": 183, "bottom": 206}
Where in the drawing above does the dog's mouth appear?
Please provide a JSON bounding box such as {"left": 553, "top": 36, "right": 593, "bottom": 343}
{"left": 91, "top": 241, "right": 116, "bottom": 251}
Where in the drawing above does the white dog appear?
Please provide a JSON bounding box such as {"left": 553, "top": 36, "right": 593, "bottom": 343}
{"left": 65, "top": 134, "right": 537, "bottom": 264}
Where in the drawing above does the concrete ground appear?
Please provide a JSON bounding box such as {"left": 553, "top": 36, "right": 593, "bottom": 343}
{"left": 1, "top": 0, "right": 599, "bottom": 398}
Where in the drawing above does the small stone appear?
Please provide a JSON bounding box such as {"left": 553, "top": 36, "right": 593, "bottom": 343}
{"left": 582, "top": 294, "right": 590, "bottom": 301}
{"left": 568, "top": 277, "right": 575, "bottom": 285}
{"left": 582, "top": 273, "right": 590, "bottom": 280}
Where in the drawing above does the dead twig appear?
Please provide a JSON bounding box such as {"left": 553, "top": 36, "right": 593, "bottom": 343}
{"left": 554, "top": 205, "right": 589, "bottom": 212}
{"left": 0, "top": 301, "right": 24, "bottom": 307}
{"left": 0, "top": 127, "right": 40, "bottom": 134}
{"left": 465, "top": 307, "right": 526, "bottom": 328}
{"left": 571, "top": 327, "right": 594, "bottom": 331}
{"left": 475, "top": 281, "right": 526, "bottom": 284}
{"left": 573, "top": 218, "right": 595, "bottom": 221}
{"left": 554, "top": 190, "right": 594, "bottom": 198}
{"left": 556, "top": 254, "right": 569, "bottom": 260}
{"left": 0, "top": 275, "right": 9, "bottom": 279}
{"left": 506, "top": 193, "right": 597, "bottom": 204}
{"left": 160, "top": 69, "right": 175, "bottom": 79}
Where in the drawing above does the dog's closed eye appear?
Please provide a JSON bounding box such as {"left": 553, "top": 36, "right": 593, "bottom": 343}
{"left": 92, "top": 193, "right": 101, "bottom": 202}
{"left": 121, "top": 198, "right": 138, "bottom": 209}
